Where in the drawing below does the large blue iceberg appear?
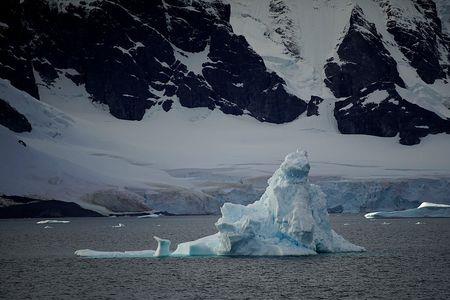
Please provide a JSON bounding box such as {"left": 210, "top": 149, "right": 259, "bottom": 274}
{"left": 75, "top": 150, "right": 364, "bottom": 258}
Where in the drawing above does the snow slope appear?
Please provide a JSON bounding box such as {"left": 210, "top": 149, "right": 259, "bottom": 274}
{"left": 436, "top": 0, "right": 450, "bottom": 36}
{"left": 2, "top": 72, "right": 450, "bottom": 214}
{"left": 226, "top": 0, "right": 353, "bottom": 100}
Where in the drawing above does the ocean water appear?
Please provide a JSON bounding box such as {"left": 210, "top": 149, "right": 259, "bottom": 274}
{"left": 0, "top": 215, "right": 449, "bottom": 299}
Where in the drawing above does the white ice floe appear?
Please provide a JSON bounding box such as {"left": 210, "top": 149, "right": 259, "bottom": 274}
{"left": 75, "top": 249, "right": 156, "bottom": 258}
{"left": 364, "top": 202, "right": 450, "bottom": 219}
{"left": 137, "top": 214, "right": 159, "bottom": 218}
{"left": 112, "top": 223, "right": 125, "bottom": 228}
{"left": 37, "top": 220, "right": 70, "bottom": 224}
{"left": 75, "top": 151, "right": 364, "bottom": 258}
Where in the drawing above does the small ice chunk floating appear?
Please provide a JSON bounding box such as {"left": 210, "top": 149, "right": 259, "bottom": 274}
{"left": 75, "top": 150, "right": 364, "bottom": 258}
{"left": 112, "top": 223, "right": 125, "bottom": 228}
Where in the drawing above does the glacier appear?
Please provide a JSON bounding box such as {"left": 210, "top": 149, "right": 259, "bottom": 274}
{"left": 364, "top": 202, "right": 450, "bottom": 219}
{"left": 75, "top": 150, "right": 364, "bottom": 258}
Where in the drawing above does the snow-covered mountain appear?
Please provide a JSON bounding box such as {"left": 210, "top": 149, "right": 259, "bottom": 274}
{"left": 228, "top": 0, "right": 450, "bottom": 145}
{"left": 1, "top": 0, "right": 450, "bottom": 215}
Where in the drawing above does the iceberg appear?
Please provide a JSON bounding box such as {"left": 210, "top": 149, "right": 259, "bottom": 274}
{"left": 364, "top": 202, "right": 450, "bottom": 219}
{"left": 75, "top": 249, "right": 156, "bottom": 258}
{"left": 73, "top": 236, "right": 170, "bottom": 258}
{"left": 154, "top": 236, "right": 171, "bottom": 257}
{"left": 37, "top": 220, "right": 70, "bottom": 224}
{"left": 137, "top": 214, "right": 159, "bottom": 218}
{"left": 75, "top": 150, "right": 364, "bottom": 258}
{"left": 112, "top": 223, "right": 125, "bottom": 228}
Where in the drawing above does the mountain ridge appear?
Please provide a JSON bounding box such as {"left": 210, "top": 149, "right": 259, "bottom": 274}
{"left": 1, "top": 0, "right": 450, "bottom": 215}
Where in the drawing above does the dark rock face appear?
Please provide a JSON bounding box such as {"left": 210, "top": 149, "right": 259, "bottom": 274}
{"left": 334, "top": 85, "right": 450, "bottom": 145}
{"left": 268, "top": 0, "right": 300, "bottom": 58}
{"left": 1, "top": 0, "right": 306, "bottom": 123}
{"left": 324, "top": 6, "right": 405, "bottom": 98}
{"left": 380, "top": 0, "right": 449, "bottom": 83}
{"left": 327, "top": 205, "right": 344, "bottom": 214}
{"left": 204, "top": 25, "right": 306, "bottom": 123}
{"left": 334, "top": 86, "right": 399, "bottom": 138}
{"left": 306, "top": 96, "right": 324, "bottom": 117}
{"left": 326, "top": 5, "right": 450, "bottom": 145}
{"left": 0, "top": 0, "right": 39, "bottom": 99}
{"left": 0, "top": 196, "right": 103, "bottom": 218}
{"left": 0, "top": 98, "right": 32, "bottom": 133}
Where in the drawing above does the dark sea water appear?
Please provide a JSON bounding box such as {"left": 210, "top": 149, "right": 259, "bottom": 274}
{"left": 1, "top": 215, "right": 449, "bottom": 299}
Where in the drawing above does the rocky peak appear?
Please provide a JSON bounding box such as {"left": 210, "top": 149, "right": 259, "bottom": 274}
{"left": 379, "top": 0, "right": 449, "bottom": 83}
{"left": 324, "top": 5, "right": 405, "bottom": 98}
{"left": 0, "top": 0, "right": 307, "bottom": 122}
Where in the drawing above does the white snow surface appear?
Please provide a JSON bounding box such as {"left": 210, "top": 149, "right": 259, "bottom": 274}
{"left": 364, "top": 202, "right": 450, "bottom": 219}
{"left": 75, "top": 151, "right": 365, "bottom": 258}
{"left": 173, "top": 44, "right": 211, "bottom": 76}
{"left": 436, "top": 0, "right": 450, "bottom": 36}
{"left": 363, "top": 90, "right": 390, "bottom": 105}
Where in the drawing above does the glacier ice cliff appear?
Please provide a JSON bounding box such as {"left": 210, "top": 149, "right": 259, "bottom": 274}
{"left": 364, "top": 202, "right": 450, "bottom": 219}
{"left": 75, "top": 150, "right": 364, "bottom": 258}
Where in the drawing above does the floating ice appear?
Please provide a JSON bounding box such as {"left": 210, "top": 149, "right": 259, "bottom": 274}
{"left": 154, "top": 236, "right": 171, "bottom": 257}
{"left": 75, "top": 249, "right": 155, "bottom": 258}
{"left": 365, "top": 202, "right": 450, "bottom": 219}
{"left": 172, "top": 150, "right": 364, "bottom": 256}
{"left": 137, "top": 214, "right": 159, "bottom": 218}
{"left": 37, "top": 220, "right": 70, "bottom": 224}
{"left": 75, "top": 150, "right": 365, "bottom": 258}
